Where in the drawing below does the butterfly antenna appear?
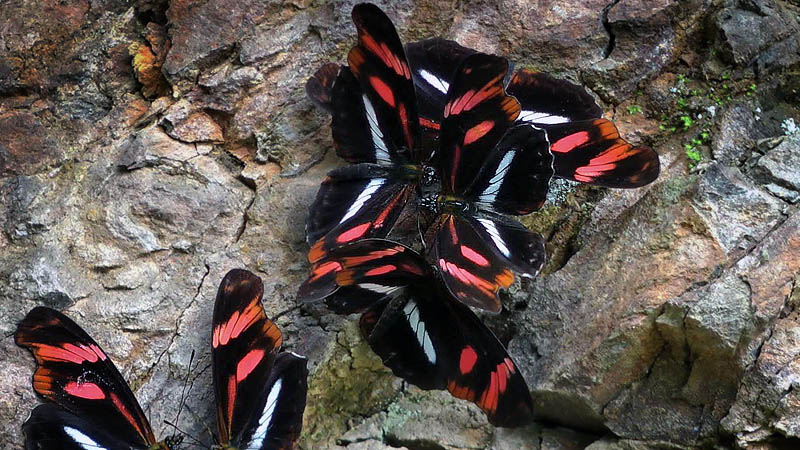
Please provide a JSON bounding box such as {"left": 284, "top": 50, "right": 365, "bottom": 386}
{"left": 273, "top": 299, "right": 322, "bottom": 321}
{"left": 174, "top": 349, "right": 195, "bottom": 427}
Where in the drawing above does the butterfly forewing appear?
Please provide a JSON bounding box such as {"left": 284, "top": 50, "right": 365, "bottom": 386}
{"left": 347, "top": 3, "right": 421, "bottom": 161}
{"left": 405, "top": 38, "right": 476, "bottom": 129}
{"left": 506, "top": 69, "right": 602, "bottom": 126}
{"left": 546, "top": 118, "right": 660, "bottom": 187}
{"left": 465, "top": 124, "right": 553, "bottom": 215}
{"left": 15, "top": 307, "right": 157, "bottom": 448}
{"left": 212, "top": 269, "right": 283, "bottom": 446}
{"left": 439, "top": 53, "right": 521, "bottom": 195}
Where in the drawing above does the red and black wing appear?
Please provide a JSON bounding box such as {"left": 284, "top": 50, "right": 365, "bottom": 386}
{"left": 213, "top": 269, "right": 287, "bottom": 447}
{"left": 306, "top": 62, "right": 342, "bottom": 113}
{"left": 343, "top": 3, "right": 422, "bottom": 163}
{"left": 439, "top": 53, "right": 521, "bottom": 195}
{"left": 310, "top": 239, "right": 534, "bottom": 427}
{"left": 463, "top": 124, "right": 553, "bottom": 215}
{"left": 405, "top": 38, "right": 477, "bottom": 138}
{"left": 15, "top": 306, "right": 158, "bottom": 449}
{"left": 430, "top": 213, "right": 545, "bottom": 313}
{"left": 506, "top": 69, "right": 602, "bottom": 126}
{"left": 305, "top": 163, "right": 416, "bottom": 265}
{"left": 546, "top": 118, "right": 660, "bottom": 188}
{"left": 298, "top": 240, "right": 419, "bottom": 313}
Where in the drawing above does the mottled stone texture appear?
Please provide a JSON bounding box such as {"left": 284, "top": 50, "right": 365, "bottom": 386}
{"left": 1, "top": 0, "right": 799, "bottom": 449}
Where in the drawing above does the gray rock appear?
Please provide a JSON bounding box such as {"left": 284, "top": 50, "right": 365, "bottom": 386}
{"left": 692, "top": 164, "right": 786, "bottom": 258}
{"left": 752, "top": 135, "right": 800, "bottom": 196}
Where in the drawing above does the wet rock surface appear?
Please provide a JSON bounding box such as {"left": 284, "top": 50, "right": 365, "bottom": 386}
{"left": 1, "top": 0, "right": 799, "bottom": 449}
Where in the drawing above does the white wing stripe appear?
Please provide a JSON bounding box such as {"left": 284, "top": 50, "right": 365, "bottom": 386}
{"left": 339, "top": 179, "right": 386, "bottom": 224}
{"left": 65, "top": 426, "right": 106, "bottom": 450}
{"left": 362, "top": 94, "right": 391, "bottom": 162}
{"left": 518, "top": 110, "right": 570, "bottom": 125}
{"left": 403, "top": 300, "right": 436, "bottom": 364}
{"left": 244, "top": 378, "right": 283, "bottom": 449}
{"left": 476, "top": 218, "right": 511, "bottom": 258}
{"left": 479, "top": 150, "right": 515, "bottom": 203}
{"left": 418, "top": 69, "right": 450, "bottom": 94}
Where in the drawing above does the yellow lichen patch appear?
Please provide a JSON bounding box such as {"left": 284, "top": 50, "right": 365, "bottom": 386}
{"left": 129, "top": 43, "right": 170, "bottom": 99}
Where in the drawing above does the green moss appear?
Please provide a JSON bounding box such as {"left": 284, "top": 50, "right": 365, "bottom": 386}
{"left": 300, "top": 321, "right": 398, "bottom": 446}
{"left": 627, "top": 105, "right": 642, "bottom": 115}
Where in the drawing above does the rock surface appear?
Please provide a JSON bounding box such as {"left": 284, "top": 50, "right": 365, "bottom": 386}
{"left": 1, "top": 0, "right": 799, "bottom": 449}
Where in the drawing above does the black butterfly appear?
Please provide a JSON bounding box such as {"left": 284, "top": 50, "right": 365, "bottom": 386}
{"left": 299, "top": 239, "right": 534, "bottom": 428}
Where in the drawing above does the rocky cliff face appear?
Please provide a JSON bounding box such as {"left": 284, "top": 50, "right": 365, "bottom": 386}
{"left": 1, "top": 0, "right": 799, "bottom": 448}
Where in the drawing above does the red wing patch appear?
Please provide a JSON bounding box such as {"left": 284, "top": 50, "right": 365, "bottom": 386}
{"left": 547, "top": 118, "right": 660, "bottom": 188}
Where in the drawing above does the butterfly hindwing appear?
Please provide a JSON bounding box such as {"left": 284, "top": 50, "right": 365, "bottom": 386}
{"left": 234, "top": 352, "right": 309, "bottom": 450}
{"left": 347, "top": 3, "right": 421, "bottom": 161}
{"left": 431, "top": 213, "right": 545, "bottom": 313}
{"left": 464, "top": 124, "right": 554, "bottom": 215}
{"left": 439, "top": 53, "right": 521, "bottom": 195}
{"left": 212, "top": 269, "right": 283, "bottom": 446}
{"left": 507, "top": 69, "right": 602, "bottom": 126}
{"left": 547, "top": 118, "right": 660, "bottom": 188}
{"left": 405, "top": 38, "right": 477, "bottom": 129}
{"left": 15, "top": 307, "right": 157, "bottom": 448}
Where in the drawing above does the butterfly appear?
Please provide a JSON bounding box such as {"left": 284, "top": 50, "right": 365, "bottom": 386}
{"left": 303, "top": 3, "right": 431, "bottom": 267}
{"left": 16, "top": 269, "right": 308, "bottom": 450}
{"left": 211, "top": 269, "right": 309, "bottom": 450}
{"left": 298, "top": 238, "right": 534, "bottom": 428}
{"left": 405, "top": 37, "right": 660, "bottom": 188}
{"left": 16, "top": 306, "right": 183, "bottom": 449}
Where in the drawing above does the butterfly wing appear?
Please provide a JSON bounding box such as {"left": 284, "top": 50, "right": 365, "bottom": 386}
{"left": 345, "top": 3, "right": 422, "bottom": 162}
{"left": 212, "top": 269, "right": 284, "bottom": 446}
{"left": 305, "top": 164, "right": 416, "bottom": 264}
{"left": 299, "top": 240, "right": 421, "bottom": 314}
{"left": 431, "top": 213, "right": 545, "bottom": 312}
{"left": 439, "top": 53, "right": 521, "bottom": 195}
{"left": 506, "top": 69, "right": 602, "bottom": 126}
{"left": 464, "top": 124, "right": 553, "bottom": 215}
{"left": 15, "top": 307, "right": 157, "bottom": 448}
{"left": 405, "top": 38, "right": 477, "bottom": 133}
{"left": 546, "top": 118, "right": 660, "bottom": 187}
{"left": 306, "top": 62, "right": 342, "bottom": 113}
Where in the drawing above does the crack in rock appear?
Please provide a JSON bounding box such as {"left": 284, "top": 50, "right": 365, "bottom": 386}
{"left": 602, "top": 0, "right": 622, "bottom": 58}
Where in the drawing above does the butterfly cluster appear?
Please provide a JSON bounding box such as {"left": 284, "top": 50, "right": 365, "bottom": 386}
{"left": 300, "top": 3, "right": 659, "bottom": 427}
{"left": 16, "top": 269, "right": 308, "bottom": 449}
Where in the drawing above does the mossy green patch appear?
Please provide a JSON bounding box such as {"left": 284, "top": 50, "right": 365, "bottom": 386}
{"left": 300, "top": 321, "right": 398, "bottom": 447}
